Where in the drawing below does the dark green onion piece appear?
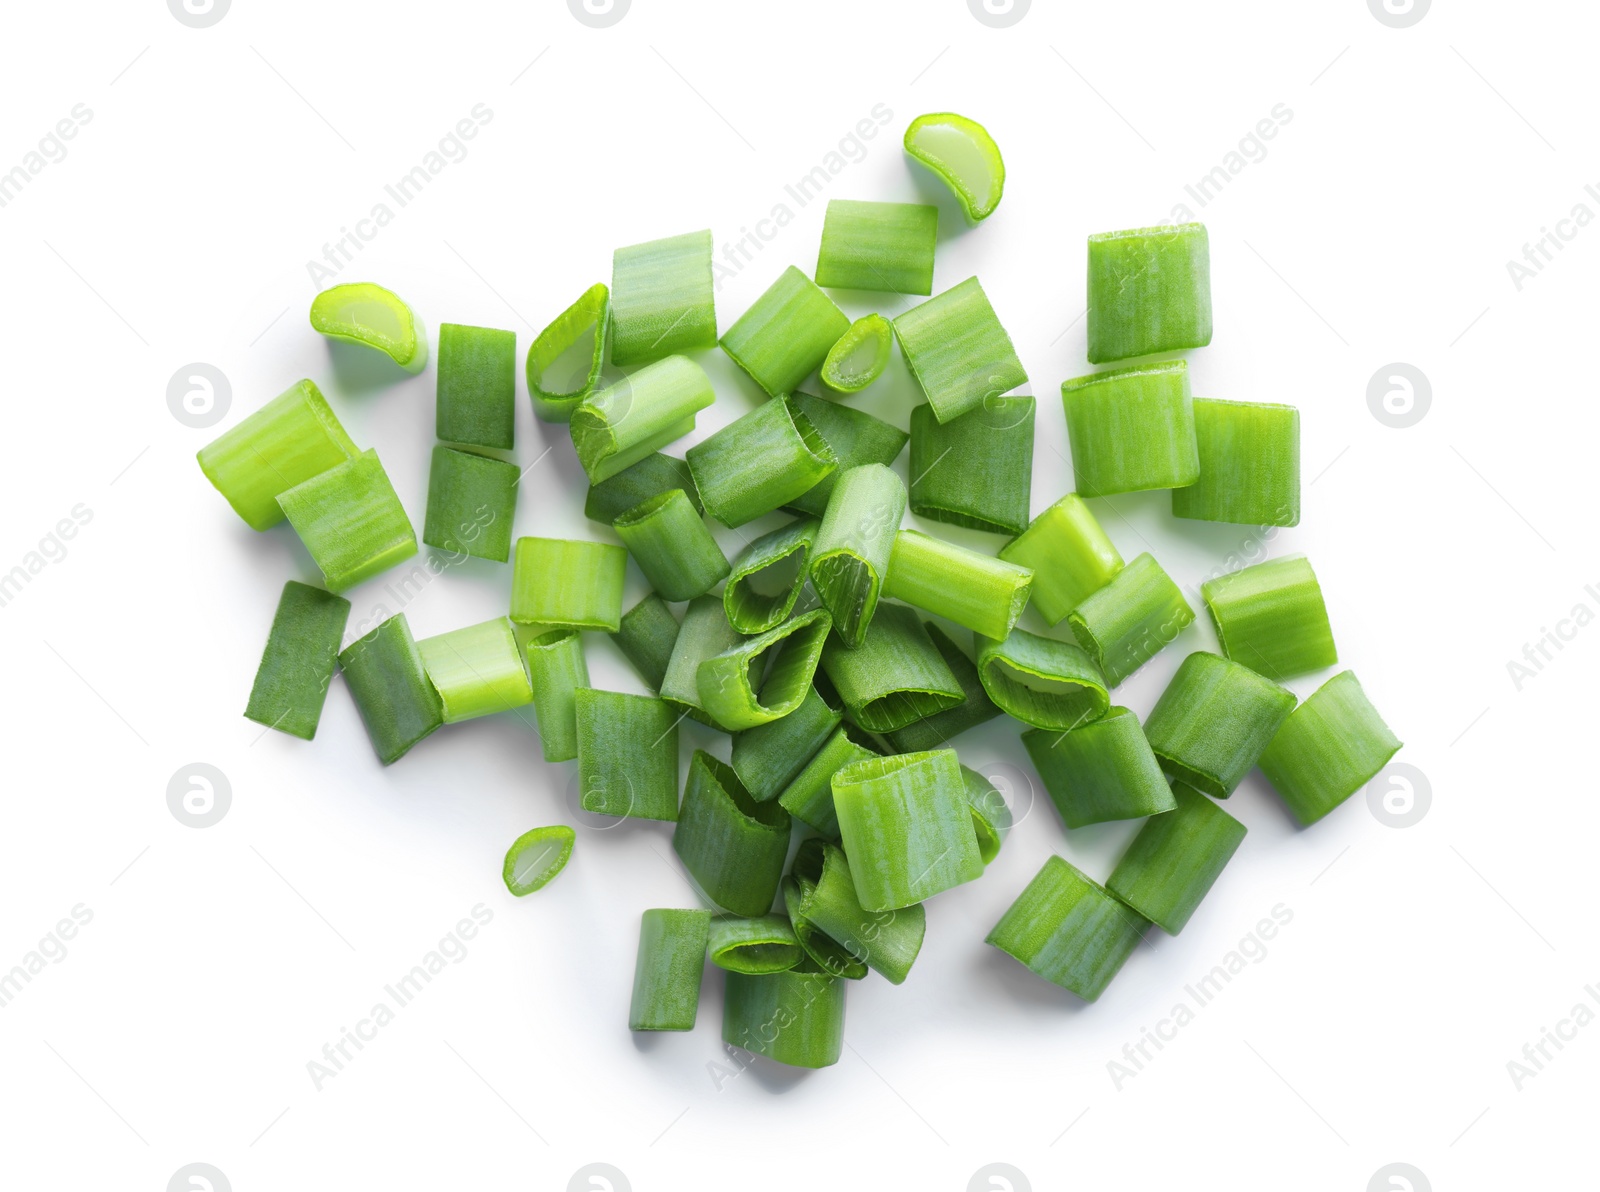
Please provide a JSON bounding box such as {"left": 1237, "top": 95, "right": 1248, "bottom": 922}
{"left": 724, "top": 518, "right": 818, "bottom": 634}
{"left": 962, "top": 765, "right": 1012, "bottom": 865}
{"left": 892, "top": 277, "right": 1028, "bottom": 424}
{"left": 436, "top": 322, "right": 516, "bottom": 450}
{"left": 277, "top": 449, "right": 418, "bottom": 593}
{"left": 697, "top": 609, "right": 832, "bottom": 732}
{"left": 1171, "top": 398, "right": 1300, "bottom": 527}
{"left": 907, "top": 397, "right": 1035, "bottom": 536}
{"left": 976, "top": 629, "right": 1109, "bottom": 732}
{"left": 1201, "top": 555, "right": 1337, "bottom": 681}
{"left": 822, "top": 314, "right": 893, "bottom": 395}
{"left": 1107, "top": 784, "right": 1246, "bottom": 934}
{"left": 574, "top": 688, "right": 680, "bottom": 821}
{"left": 720, "top": 265, "right": 850, "bottom": 398}
{"left": 629, "top": 908, "right": 712, "bottom": 1031}
{"left": 1066, "top": 552, "right": 1194, "bottom": 686}
{"left": 815, "top": 199, "right": 938, "bottom": 295}
{"left": 422, "top": 445, "right": 517, "bottom": 563}
{"left": 686, "top": 396, "right": 838, "bottom": 527}
{"left": 611, "top": 230, "right": 717, "bottom": 367}
{"left": 998, "top": 493, "right": 1124, "bottom": 626}
{"left": 1086, "top": 223, "right": 1213, "bottom": 364}
{"left": 787, "top": 838, "right": 925, "bottom": 984}
{"left": 986, "top": 855, "right": 1147, "bottom": 1001}
{"left": 610, "top": 593, "right": 680, "bottom": 692}
{"left": 1143, "top": 651, "right": 1296, "bottom": 798}
{"left": 777, "top": 724, "right": 878, "bottom": 837}
{"left": 244, "top": 581, "right": 350, "bottom": 741}
{"left": 732, "top": 686, "right": 843, "bottom": 802}
{"left": 820, "top": 601, "right": 963, "bottom": 733}
{"left": 337, "top": 613, "right": 444, "bottom": 764}
{"left": 1061, "top": 360, "right": 1199, "bottom": 496}
{"left": 571, "top": 355, "right": 715, "bottom": 484}
{"left": 723, "top": 968, "right": 845, "bottom": 1069}
{"left": 883, "top": 623, "right": 1002, "bottom": 753}
{"left": 659, "top": 595, "right": 745, "bottom": 729}
{"left": 783, "top": 392, "right": 909, "bottom": 518}
{"left": 417, "top": 617, "right": 532, "bottom": 723}
{"left": 583, "top": 452, "right": 703, "bottom": 525}
{"left": 810, "top": 463, "right": 906, "bottom": 648}
{"left": 614, "top": 489, "right": 730, "bottom": 602}
{"left": 1021, "top": 706, "right": 1175, "bottom": 829}
{"left": 884, "top": 529, "right": 1033, "bottom": 641}
{"left": 673, "top": 751, "right": 791, "bottom": 916}
{"left": 708, "top": 915, "right": 803, "bottom": 975}
{"left": 1258, "top": 670, "right": 1402, "bottom": 825}
{"left": 528, "top": 283, "right": 610, "bottom": 423}
{"left": 502, "top": 825, "right": 576, "bottom": 896}
{"left": 525, "top": 629, "right": 590, "bottom": 763}
{"left": 510, "top": 537, "right": 627, "bottom": 631}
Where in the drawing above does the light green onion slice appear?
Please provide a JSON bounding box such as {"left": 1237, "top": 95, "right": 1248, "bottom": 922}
{"left": 509, "top": 537, "right": 627, "bottom": 631}
{"left": 673, "top": 752, "right": 791, "bottom": 916}
{"left": 277, "top": 449, "right": 418, "bottom": 593}
{"left": 525, "top": 629, "right": 590, "bottom": 763}
{"left": 686, "top": 396, "right": 838, "bottom": 527}
{"left": 962, "top": 765, "right": 1012, "bottom": 865}
{"left": 502, "top": 825, "right": 576, "bottom": 896}
{"left": 723, "top": 968, "right": 845, "bottom": 1069}
{"left": 309, "top": 281, "right": 427, "bottom": 373}
{"left": 629, "top": 908, "right": 711, "bottom": 1031}
{"left": 783, "top": 392, "right": 909, "bottom": 518}
{"left": 1201, "top": 555, "right": 1337, "bottom": 681}
{"left": 1086, "top": 223, "right": 1213, "bottom": 364}
{"left": 527, "top": 283, "right": 610, "bottom": 423}
{"left": 725, "top": 518, "right": 818, "bottom": 634}
{"left": 986, "top": 855, "right": 1146, "bottom": 1002}
{"left": 1143, "top": 651, "right": 1296, "bottom": 798}
{"left": 1061, "top": 360, "right": 1199, "bottom": 496}
{"left": 885, "top": 529, "right": 1033, "bottom": 640}
{"left": 1172, "top": 399, "right": 1301, "bottom": 527}
{"left": 893, "top": 277, "right": 1028, "bottom": 424}
{"left": 719, "top": 266, "right": 850, "bottom": 398}
{"left": 820, "top": 602, "right": 963, "bottom": 733}
{"left": 732, "top": 685, "right": 842, "bottom": 802}
{"left": 659, "top": 595, "right": 745, "bottom": 729}
{"left": 822, "top": 315, "right": 893, "bottom": 395}
{"left": 610, "top": 593, "right": 680, "bottom": 692}
{"left": 998, "top": 494, "right": 1124, "bottom": 626}
{"left": 436, "top": 322, "right": 516, "bottom": 450}
{"left": 244, "top": 581, "right": 350, "bottom": 741}
{"left": 339, "top": 613, "right": 444, "bottom": 764}
{"left": 1066, "top": 552, "right": 1194, "bottom": 686}
{"left": 810, "top": 463, "right": 906, "bottom": 648}
{"left": 584, "top": 452, "right": 702, "bottom": 525}
{"left": 1258, "top": 671, "right": 1402, "bottom": 826}
{"left": 908, "top": 397, "right": 1034, "bottom": 536}
{"left": 614, "top": 490, "right": 730, "bottom": 602}
{"left": 815, "top": 199, "right": 938, "bottom": 295}
{"left": 423, "top": 445, "right": 517, "bottom": 563}
{"left": 976, "top": 629, "right": 1109, "bottom": 732}
{"left": 697, "top": 609, "right": 832, "bottom": 732}
{"left": 418, "top": 617, "right": 532, "bottom": 723}
{"left": 611, "top": 230, "right": 717, "bottom": 367}
{"left": 903, "top": 112, "right": 1005, "bottom": 223}
{"left": 574, "top": 688, "right": 680, "bottom": 821}
{"left": 1021, "top": 706, "right": 1175, "bottom": 829}
{"left": 883, "top": 623, "right": 1002, "bottom": 753}
{"left": 787, "top": 838, "right": 925, "bottom": 984}
{"left": 571, "top": 355, "right": 715, "bottom": 484}
{"left": 777, "top": 724, "right": 878, "bottom": 837}
{"left": 1107, "top": 784, "right": 1246, "bottom": 934}
{"left": 708, "top": 914, "right": 803, "bottom": 975}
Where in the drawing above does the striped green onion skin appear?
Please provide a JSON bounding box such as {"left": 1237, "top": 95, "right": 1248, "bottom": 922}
{"left": 810, "top": 463, "right": 906, "bottom": 648}
{"left": 778, "top": 725, "right": 878, "bottom": 837}
{"left": 527, "top": 283, "right": 610, "bottom": 423}
{"left": 277, "top": 449, "right": 418, "bottom": 593}
{"left": 244, "top": 581, "right": 351, "bottom": 741}
{"left": 886, "top": 529, "right": 1033, "bottom": 641}
{"left": 1201, "top": 555, "right": 1337, "bottom": 681}
{"left": 1061, "top": 360, "right": 1199, "bottom": 496}
{"left": 613, "top": 490, "right": 730, "bottom": 602}
{"left": 697, "top": 610, "right": 833, "bottom": 732}
{"left": 999, "top": 494, "right": 1124, "bottom": 626}
{"left": 197, "top": 379, "right": 358, "bottom": 530}
{"left": 903, "top": 112, "right": 1005, "bottom": 223}
{"left": 820, "top": 602, "right": 964, "bottom": 733}
{"left": 1143, "top": 651, "right": 1295, "bottom": 799}
{"left": 1258, "top": 671, "right": 1402, "bottom": 825}
{"left": 418, "top": 617, "right": 533, "bottom": 723}
{"left": 436, "top": 322, "right": 516, "bottom": 450}
{"left": 986, "top": 855, "right": 1147, "bottom": 1001}
{"left": 574, "top": 688, "right": 681, "bottom": 821}
{"left": 725, "top": 519, "right": 818, "bottom": 634}
{"left": 781, "top": 858, "right": 861, "bottom": 980}
{"left": 962, "top": 765, "right": 1013, "bottom": 865}
{"left": 509, "top": 537, "right": 627, "bottom": 631}
{"left": 629, "top": 908, "right": 712, "bottom": 1031}
{"left": 893, "top": 277, "right": 1028, "bottom": 424}
{"left": 525, "top": 629, "right": 590, "bottom": 763}
{"left": 660, "top": 596, "right": 745, "bottom": 729}
{"left": 1021, "top": 706, "right": 1175, "bottom": 829}
{"left": 309, "top": 282, "right": 428, "bottom": 373}
{"left": 908, "top": 397, "right": 1035, "bottom": 536}
{"left": 788, "top": 839, "right": 926, "bottom": 984}
{"left": 1172, "top": 399, "right": 1301, "bottom": 527}
{"left": 1066, "top": 553, "right": 1195, "bottom": 687}
{"left": 723, "top": 968, "right": 845, "bottom": 1069}
{"left": 1107, "top": 784, "right": 1246, "bottom": 934}
{"left": 732, "top": 686, "right": 842, "bottom": 802}
{"left": 571, "top": 355, "right": 716, "bottom": 484}
{"left": 831, "top": 748, "right": 985, "bottom": 912}
{"left": 883, "top": 623, "right": 1002, "bottom": 753}
{"left": 338, "top": 614, "right": 444, "bottom": 764}
{"left": 976, "top": 629, "right": 1109, "bottom": 732}
{"left": 815, "top": 199, "right": 938, "bottom": 295}
{"left": 673, "top": 752, "right": 792, "bottom": 916}
{"left": 1086, "top": 224, "right": 1213, "bottom": 364}
{"left": 502, "top": 825, "right": 576, "bottom": 896}
{"left": 584, "top": 452, "right": 703, "bottom": 525}
{"left": 686, "top": 397, "right": 838, "bottom": 528}
{"left": 720, "top": 266, "right": 851, "bottom": 398}
{"left": 610, "top": 230, "right": 717, "bottom": 367}
{"left": 422, "top": 445, "right": 517, "bottom": 562}
{"left": 822, "top": 315, "right": 893, "bottom": 395}
{"left": 708, "top": 915, "right": 803, "bottom": 975}
{"left": 610, "top": 593, "right": 680, "bottom": 692}
{"left": 783, "top": 392, "right": 909, "bottom": 518}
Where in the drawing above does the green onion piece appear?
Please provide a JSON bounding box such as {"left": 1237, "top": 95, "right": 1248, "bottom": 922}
{"left": 686, "top": 396, "right": 838, "bottom": 527}
{"left": 502, "top": 825, "right": 576, "bottom": 896}
{"left": 1066, "top": 552, "right": 1194, "bottom": 686}
{"left": 907, "top": 397, "right": 1034, "bottom": 536}
{"left": 1021, "top": 706, "right": 1175, "bottom": 829}
{"left": 1143, "top": 651, "right": 1296, "bottom": 798}
{"left": 436, "top": 322, "right": 516, "bottom": 450}
{"left": 574, "top": 688, "right": 681, "bottom": 821}
{"left": 787, "top": 838, "right": 925, "bottom": 984}
{"left": 962, "top": 765, "right": 1012, "bottom": 865}
{"left": 820, "top": 602, "right": 963, "bottom": 733}
{"left": 903, "top": 112, "right": 1005, "bottom": 222}
{"left": 732, "top": 685, "right": 843, "bottom": 802}
{"left": 610, "top": 593, "right": 680, "bottom": 692}
{"left": 509, "top": 537, "right": 627, "bottom": 631}
{"left": 725, "top": 518, "right": 819, "bottom": 634}
{"left": 611, "top": 230, "right": 717, "bottom": 367}
{"left": 244, "top": 581, "right": 350, "bottom": 741}
{"left": 882, "top": 623, "right": 1002, "bottom": 752}
{"left": 783, "top": 392, "right": 909, "bottom": 518}
{"left": 885, "top": 529, "right": 1033, "bottom": 640}
{"left": 998, "top": 494, "right": 1124, "bottom": 626}
{"left": 778, "top": 724, "right": 878, "bottom": 837}
{"left": 1061, "top": 360, "right": 1199, "bottom": 496}
{"left": 810, "top": 463, "right": 906, "bottom": 648}
{"left": 525, "top": 629, "right": 590, "bottom": 763}
{"left": 422, "top": 445, "right": 517, "bottom": 563}
{"left": 1201, "top": 555, "right": 1337, "bottom": 681}
{"left": 659, "top": 595, "right": 744, "bottom": 729}
{"left": 1258, "top": 671, "right": 1402, "bottom": 825}
{"left": 723, "top": 968, "right": 845, "bottom": 1068}
{"left": 697, "top": 609, "right": 832, "bottom": 732}
{"left": 614, "top": 490, "right": 730, "bottom": 602}
{"left": 629, "top": 908, "right": 711, "bottom": 1031}
{"left": 673, "top": 752, "right": 791, "bottom": 916}
{"left": 309, "top": 281, "right": 428, "bottom": 373}
{"left": 975, "top": 629, "right": 1108, "bottom": 732}
{"left": 893, "top": 277, "right": 1027, "bottom": 424}
{"left": 571, "top": 355, "right": 715, "bottom": 484}
{"left": 708, "top": 915, "right": 803, "bottom": 975}
{"left": 985, "top": 855, "right": 1146, "bottom": 1001}
{"left": 338, "top": 614, "right": 445, "bottom": 764}
{"left": 583, "top": 452, "right": 702, "bottom": 525}
{"left": 1172, "top": 399, "right": 1300, "bottom": 527}
{"left": 196, "top": 379, "right": 358, "bottom": 530}
{"left": 417, "top": 617, "right": 532, "bottom": 723}
{"left": 1107, "top": 784, "right": 1246, "bottom": 934}
{"left": 527, "top": 283, "right": 610, "bottom": 423}
{"left": 1086, "top": 223, "right": 1213, "bottom": 364}
{"left": 277, "top": 449, "right": 418, "bottom": 593}
{"left": 815, "top": 199, "right": 938, "bottom": 295}
{"left": 719, "top": 266, "right": 850, "bottom": 398}
{"left": 822, "top": 315, "right": 893, "bottom": 395}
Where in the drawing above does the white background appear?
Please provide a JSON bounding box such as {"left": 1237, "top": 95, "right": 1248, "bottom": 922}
{"left": 0, "top": 1, "right": 1591, "bottom": 1189}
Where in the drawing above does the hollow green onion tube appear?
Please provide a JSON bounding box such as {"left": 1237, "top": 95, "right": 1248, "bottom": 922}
{"left": 885, "top": 529, "right": 1033, "bottom": 641}
{"left": 733, "top": 686, "right": 842, "bottom": 802}
{"left": 583, "top": 452, "right": 702, "bottom": 525}
{"left": 723, "top": 968, "right": 845, "bottom": 1069}
{"left": 574, "top": 688, "right": 680, "bottom": 821}
{"left": 502, "top": 825, "right": 576, "bottom": 896}
{"left": 509, "top": 537, "right": 627, "bottom": 631}
{"left": 976, "top": 629, "right": 1109, "bottom": 732}
{"left": 725, "top": 519, "right": 818, "bottom": 634}
{"left": 1172, "top": 399, "right": 1300, "bottom": 527}
{"left": 338, "top": 614, "right": 445, "bottom": 764}
{"left": 660, "top": 595, "right": 745, "bottom": 729}
{"left": 197, "top": 379, "right": 358, "bottom": 530}
{"left": 527, "top": 283, "right": 610, "bottom": 422}
{"left": 893, "top": 277, "right": 1028, "bottom": 424}
{"left": 686, "top": 397, "right": 838, "bottom": 527}
{"left": 815, "top": 199, "right": 938, "bottom": 295}
{"left": 708, "top": 915, "right": 803, "bottom": 975}
{"left": 571, "top": 355, "right": 715, "bottom": 484}
{"left": 423, "top": 445, "right": 517, "bottom": 563}
{"left": 720, "top": 266, "right": 850, "bottom": 397}
{"left": 309, "top": 282, "right": 427, "bottom": 373}
{"left": 673, "top": 752, "right": 791, "bottom": 916}
{"left": 1143, "top": 651, "right": 1295, "bottom": 799}
{"left": 418, "top": 617, "right": 532, "bottom": 723}
{"left": 1107, "top": 784, "right": 1246, "bottom": 934}
{"left": 697, "top": 610, "right": 832, "bottom": 732}
{"left": 1066, "top": 553, "right": 1194, "bottom": 687}
{"left": 611, "top": 594, "right": 680, "bottom": 692}
{"left": 630, "top": 908, "right": 712, "bottom": 1031}
{"left": 1061, "top": 360, "right": 1199, "bottom": 496}
{"left": 787, "top": 839, "right": 925, "bottom": 984}
{"left": 883, "top": 623, "right": 1002, "bottom": 752}
{"left": 986, "top": 855, "right": 1146, "bottom": 1001}
{"left": 820, "top": 602, "right": 963, "bottom": 733}
{"left": 1021, "top": 706, "right": 1175, "bottom": 829}
{"left": 778, "top": 725, "right": 878, "bottom": 837}
{"left": 810, "top": 463, "right": 906, "bottom": 648}
{"left": 908, "top": 397, "right": 1035, "bottom": 536}
{"left": 832, "top": 748, "right": 984, "bottom": 912}
{"left": 999, "top": 494, "right": 1124, "bottom": 626}
{"left": 822, "top": 315, "right": 893, "bottom": 394}
{"left": 244, "top": 581, "right": 351, "bottom": 741}
{"left": 783, "top": 392, "right": 909, "bottom": 518}
{"left": 962, "top": 766, "right": 1013, "bottom": 866}
{"left": 611, "top": 230, "right": 717, "bottom": 367}
{"left": 1086, "top": 223, "right": 1213, "bottom": 364}
{"left": 613, "top": 490, "right": 730, "bottom": 602}
{"left": 525, "top": 629, "right": 590, "bottom": 764}
{"left": 1258, "top": 671, "right": 1402, "bottom": 825}
{"left": 903, "top": 112, "right": 1005, "bottom": 223}
{"left": 437, "top": 323, "right": 516, "bottom": 451}
{"left": 277, "top": 449, "right": 418, "bottom": 593}
{"left": 1201, "top": 555, "right": 1337, "bottom": 681}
